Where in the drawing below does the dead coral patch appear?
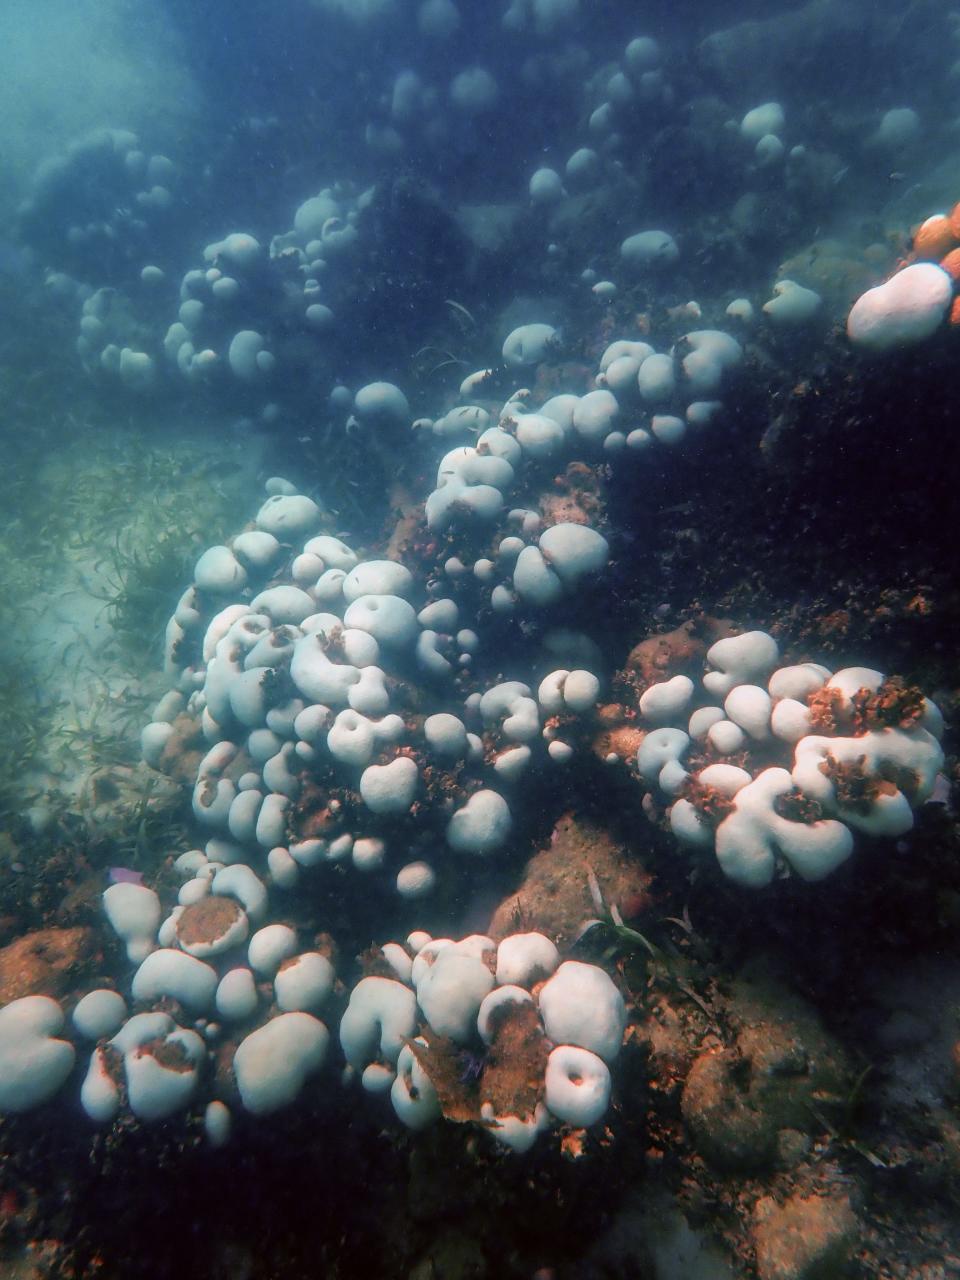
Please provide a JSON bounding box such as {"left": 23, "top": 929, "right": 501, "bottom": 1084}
{"left": 852, "top": 675, "right": 926, "bottom": 733}
{"left": 479, "top": 1001, "right": 549, "bottom": 1122}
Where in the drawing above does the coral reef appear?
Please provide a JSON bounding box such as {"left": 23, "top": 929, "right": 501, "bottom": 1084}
{"left": 3, "top": 2, "right": 960, "bottom": 1276}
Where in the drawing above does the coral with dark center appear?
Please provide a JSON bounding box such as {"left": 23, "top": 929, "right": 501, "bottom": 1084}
{"left": 682, "top": 777, "right": 737, "bottom": 828}
{"left": 878, "top": 760, "right": 922, "bottom": 803}
{"left": 806, "top": 685, "right": 845, "bottom": 734}
{"left": 852, "top": 675, "right": 926, "bottom": 732}
{"left": 143, "top": 1035, "right": 195, "bottom": 1074}
{"left": 773, "top": 786, "right": 823, "bottom": 825}
{"left": 818, "top": 753, "right": 890, "bottom": 815}
{"left": 259, "top": 668, "right": 298, "bottom": 719}
{"left": 317, "top": 623, "right": 347, "bottom": 660}
{"left": 175, "top": 896, "right": 245, "bottom": 951}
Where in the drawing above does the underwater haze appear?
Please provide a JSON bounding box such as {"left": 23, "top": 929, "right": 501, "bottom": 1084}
{"left": 0, "top": 1, "right": 959, "bottom": 1277}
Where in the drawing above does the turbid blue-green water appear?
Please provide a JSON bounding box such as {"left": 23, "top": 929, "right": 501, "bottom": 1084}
{"left": 0, "top": 3, "right": 957, "bottom": 1277}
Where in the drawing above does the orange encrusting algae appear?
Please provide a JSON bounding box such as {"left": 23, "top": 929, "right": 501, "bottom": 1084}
{"left": 913, "top": 213, "right": 957, "bottom": 260}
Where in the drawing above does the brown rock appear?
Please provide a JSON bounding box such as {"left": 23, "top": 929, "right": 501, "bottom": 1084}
{"left": 752, "top": 1191, "right": 857, "bottom": 1280}
{"left": 539, "top": 461, "right": 606, "bottom": 529}
{"left": 625, "top": 618, "right": 730, "bottom": 686}
{"left": 487, "top": 812, "right": 653, "bottom": 948}
{"left": 0, "top": 927, "right": 98, "bottom": 1005}
{"left": 591, "top": 711, "right": 646, "bottom": 765}
{"left": 384, "top": 479, "right": 424, "bottom": 562}
{"left": 681, "top": 964, "right": 850, "bottom": 1172}
{"left": 635, "top": 992, "right": 705, "bottom": 1084}
{"left": 681, "top": 1046, "right": 776, "bottom": 1170}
